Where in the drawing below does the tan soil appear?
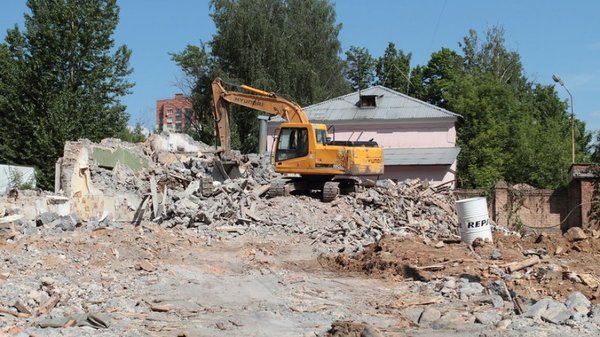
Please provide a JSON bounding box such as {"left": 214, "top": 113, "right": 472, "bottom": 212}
{"left": 319, "top": 231, "right": 600, "bottom": 303}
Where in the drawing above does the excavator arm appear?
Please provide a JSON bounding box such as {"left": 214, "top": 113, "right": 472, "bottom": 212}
{"left": 211, "top": 77, "right": 309, "bottom": 153}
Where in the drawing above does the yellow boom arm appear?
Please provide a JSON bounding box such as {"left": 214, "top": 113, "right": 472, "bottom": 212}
{"left": 211, "top": 78, "right": 309, "bottom": 152}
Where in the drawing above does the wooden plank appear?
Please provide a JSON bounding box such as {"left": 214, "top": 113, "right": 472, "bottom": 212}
{"left": 150, "top": 176, "right": 159, "bottom": 219}
{"left": 36, "top": 293, "right": 61, "bottom": 316}
{"left": 503, "top": 256, "right": 540, "bottom": 273}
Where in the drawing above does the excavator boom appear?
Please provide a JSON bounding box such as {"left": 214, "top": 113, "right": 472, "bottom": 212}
{"left": 212, "top": 78, "right": 308, "bottom": 153}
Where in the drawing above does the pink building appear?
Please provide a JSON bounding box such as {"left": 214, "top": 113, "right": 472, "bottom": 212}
{"left": 265, "top": 86, "right": 461, "bottom": 187}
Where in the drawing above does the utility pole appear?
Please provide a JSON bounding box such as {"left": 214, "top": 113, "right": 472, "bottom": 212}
{"left": 552, "top": 74, "right": 575, "bottom": 163}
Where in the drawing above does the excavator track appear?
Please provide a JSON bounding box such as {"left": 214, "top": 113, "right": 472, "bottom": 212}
{"left": 322, "top": 181, "right": 340, "bottom": 202}
{"left": 269, "top": 179, "right": 292, "bottom": 197}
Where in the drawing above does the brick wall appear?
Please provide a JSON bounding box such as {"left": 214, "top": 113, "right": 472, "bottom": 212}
{"left": 455, "top": 166, "right": 598, "bottom": 232}
{"left": 455, "top": 185, "right": 566, "bottom": 232}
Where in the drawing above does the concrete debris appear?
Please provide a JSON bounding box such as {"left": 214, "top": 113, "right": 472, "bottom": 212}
{"left": 1, "top": 135, "right": 464, "bottom": 252}
{"left": 565, "top": 291, "right": 592, "bottom": 315}
{"left": 489, "top": 280, "right": 513, "bottom": 301}
{"left": 1, "top": 135, "right": 599, "bottom": 336}
{"left": 474, "top": 311, "right": 502, "bottom": 325}
{"left": 324, "top": 320, "right": 382, "bottom": 337}
{"left": 37, "top": 313, "right": 110, "bottom": 329}
{"left": 418, "top": 307, "right": 441, "bottom": 325}
{"left": 565, "top": 226, "right": 587, "bottom": 241}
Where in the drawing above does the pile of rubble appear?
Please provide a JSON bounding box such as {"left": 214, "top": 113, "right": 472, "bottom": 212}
{"left": 156, "top": 176, "right": 462, "bottom": 251}
{"left": 31, "top": 133, "right": 462, "bottom": 253}
{"left": 4, "top": 135, "right": 600, "bottom": 336}
{"left": 310, "top": 179, "right": 460, "bottom": 252}
{"left": 1, "top": 134, "right": 471, "bottom": 258}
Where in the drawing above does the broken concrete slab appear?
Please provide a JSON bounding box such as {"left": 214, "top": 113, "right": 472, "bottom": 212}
{"left": 489, "top": 280, "right": 512, "bottom": 301}
{"left": 541, "top": 302, "right": 571, "bottom": 325}
{"left": 46, "top": 195, "right": 70, "bottom": 216}
{"left": 0, "top": 214, "right": 21, "bottom": 240}
{"left": 157, "top": 152, "right": 178, "bottom": 166}
{"left": 524, "top": 298, "right": 553, "bottom": 320}
{"left": 565, "top": 291, "right": 591, "bottom": 315}
{"left": 474, "top": 311, "right": 502, "bottom": 325}
{"left": 91, "top": 144, "right": 151, "bottom": 172}
{"left": 36, "top": 212, "right": 59, "bottom": 227}
{"left": 418, "top": 307, "right": 441, "bottom": 325}
{"left": 565, "top": 227, "right": 587, "bottom": 241}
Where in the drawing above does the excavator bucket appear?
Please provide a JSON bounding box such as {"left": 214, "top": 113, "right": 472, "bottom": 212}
{"left": 212, "top": 159, "right": 242, "bottom": 182}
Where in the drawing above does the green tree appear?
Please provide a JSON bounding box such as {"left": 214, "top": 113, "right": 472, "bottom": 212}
{"left": 375, "top": 42, "right": 412, "bottom": 94}
{"left": 171, "top": 42, "right": 219, "bottom": 145}
{"left": 574, "top": 119, "right": 593, "bottom": 163}
{"left": 0, "top": 44, "right": 20, "bottom": 163}
{"left": 418, "top": 47, "right": 463, "bottom": 107}
{"left": 448, "top": 73, "right": 517, "bottom": 188}
{"left": 117, "top": 123, "right": 148, "bottom": 143}
{"left": 592, "top": 132, "right": 600, "bottom": 164}
{"left": 0, "top": 0, "right": 133, "bottom": 188}
{"left": 460, "top": 27, "right": 523, "bottom": 85}
{"left": 344, "top": 46, "right": 375, "bottom": 90}
{"left": 506, "top": 84, "right": 571, "bottom": 188}
{"left": 417, "top": 26, "right": 588, "bottom": 189}
{"left": 174, "top": 0, "right": 348, "bottom": 153}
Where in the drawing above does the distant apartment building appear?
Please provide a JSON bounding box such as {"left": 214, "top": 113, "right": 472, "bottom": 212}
{"left": 155, "top": 93, "right": 194, "bottom": 133}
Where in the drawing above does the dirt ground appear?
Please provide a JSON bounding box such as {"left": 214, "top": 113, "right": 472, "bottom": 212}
{"left": 321, "top": 231, "right": 600, "bottom": 303}
{"left": 1, "top": 223, "right": 413, "bottom": 336}
{"left": 2, "top": 216, "right": 600, "bottom": 336}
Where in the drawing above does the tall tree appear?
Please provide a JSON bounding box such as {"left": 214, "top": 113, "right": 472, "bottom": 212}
{"left": 171, "top": 42, "right": 219, "bottom": 145}
{"left": 344, "top": 46, "right": 375, "bottom": 91}
{"left": 417, "top": 26, "right": 587, "bottom": 189}
{"left": 418, "top": 47, "right": 463, "bottom": 107}
{"left": 0, "top": 0, "right": 133, "bottom": 188}
{"left": 375, "top": 42, "right": 412, "bottom": 94}
{"left": 117, "top": 122, "right": 148, "bottom": 143}
{"left": 592, "top": 132, "right": 600, "bottom": 164}
{"left": 460, "top": 27, "right": 523, "bottom": 85}
{"left": 174, "top": 0, "right": 348, "bottom": 153}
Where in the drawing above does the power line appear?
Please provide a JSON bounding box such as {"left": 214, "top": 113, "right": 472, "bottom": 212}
{"left": 428, "top": 0, "right": 447, "bottom": 54}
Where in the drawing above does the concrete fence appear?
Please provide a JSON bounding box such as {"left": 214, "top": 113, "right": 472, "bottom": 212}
{"left": 455, "top": 164, "right": 598, "bottom": 232}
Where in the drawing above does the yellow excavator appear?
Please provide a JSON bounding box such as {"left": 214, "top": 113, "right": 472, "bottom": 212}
{"left": 211, "top": 78, "right": 384, "bottom": 201}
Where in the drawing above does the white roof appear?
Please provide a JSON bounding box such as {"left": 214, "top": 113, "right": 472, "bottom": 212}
{"left": 303, "top": 86, "right": 461, "bottom": 122}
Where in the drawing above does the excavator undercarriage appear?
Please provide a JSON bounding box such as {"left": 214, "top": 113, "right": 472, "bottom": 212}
{"left": 269, "top": 176, "right": 361, "bottom": 202}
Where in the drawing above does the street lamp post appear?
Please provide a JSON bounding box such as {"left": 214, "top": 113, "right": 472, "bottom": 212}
{"left": 552, "top": 74, "right": 575, "bottom": 163}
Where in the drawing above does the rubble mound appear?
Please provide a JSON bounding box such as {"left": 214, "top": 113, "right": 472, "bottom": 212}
{"left": 321, "top": 230, "right": 600, "bottom": 302}
{"left": 156, "top": 177, "right": 463, "bottom": 254}
{"left": 4, "top": 136, "right": 600, "bottom": 336}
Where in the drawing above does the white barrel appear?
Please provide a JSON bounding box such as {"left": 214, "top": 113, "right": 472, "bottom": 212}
{"left": 455, "top": 197, "right": 493, "bottom": 245}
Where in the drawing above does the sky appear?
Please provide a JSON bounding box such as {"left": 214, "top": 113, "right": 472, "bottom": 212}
{"left": 1, "top": 0, "right": 599, "bottom": 132}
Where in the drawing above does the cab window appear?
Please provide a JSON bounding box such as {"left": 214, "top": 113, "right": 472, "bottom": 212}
{"left": 276, "top": 127, "right": 308, "bottom": 161}
{"left": 315, "top": 129, "right": 327, "bottom": 145}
